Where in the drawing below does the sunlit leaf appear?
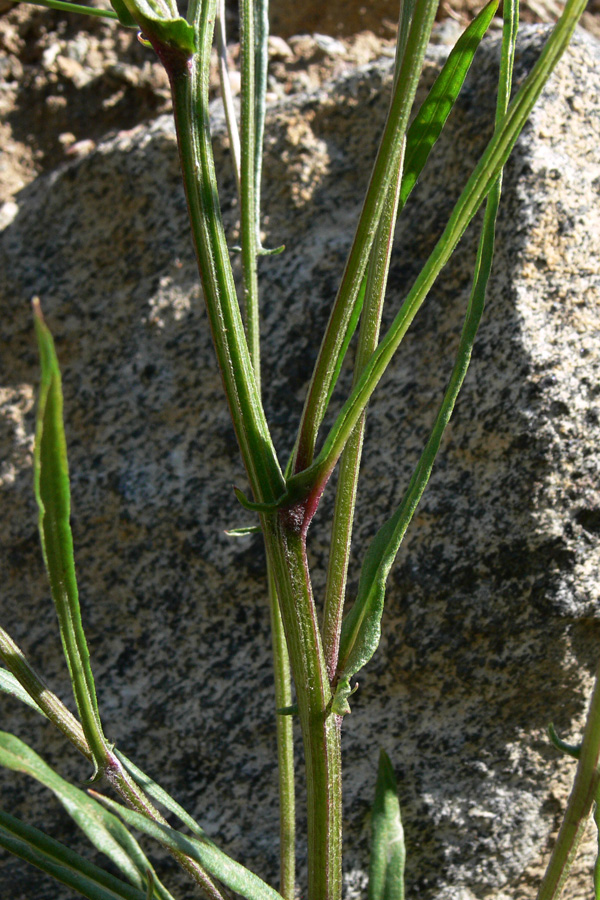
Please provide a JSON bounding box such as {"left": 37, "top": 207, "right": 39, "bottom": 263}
{"left": 33, "top": 300, "right": 110, "bottom": 773}
{"left": 336, "top": 0, "right": 518, "bottom": 687}
{"left": 400, "top": 0, "right": 500, "bottom": 205}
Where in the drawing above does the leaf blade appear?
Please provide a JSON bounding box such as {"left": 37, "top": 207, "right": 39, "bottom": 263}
{"left": 33, "top": 301, "right": 110, "bottom": 772}
{"left": 0, "top": 808, "right": 148, "bottom": 900}
{"left": 0, "top": 732, "right": 175, "bottom": 900}
{"left": 368, "top": 751, "right": 405, "bottom": 900}
{"left": 336, "top": 0, "right": 519, "bottom": 685}
{"left": 296, "top": 0, "right": 587, "bottom": 494}
{"left": 92, "top": 792, "right": 284, "bottom": 900}
{"left": 400, "top": 0, "right": 500, "bottom": 206}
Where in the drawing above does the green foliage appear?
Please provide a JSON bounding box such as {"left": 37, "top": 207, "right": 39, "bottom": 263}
{"left": 33, "top": 301, "right": 110, "bottom": 775}
{"left": 368, "top": 751, "right": 405, "bottom": 900}
{"left": 1, "top": 0, "right": 596, "bottom": 898}
{"left": 0, "top": 733, "right": 174, "bottom": 900}
{"left": 91, "top": 794, "right": 284, "bottom": 900}
{"left": 0, "top": 808, "right": 149, "bottom": 900}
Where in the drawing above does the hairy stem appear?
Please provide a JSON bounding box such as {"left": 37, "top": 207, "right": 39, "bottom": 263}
{"left": 537, "top": 665, "right": 600, "bottom": 900}
{"left": 239, "top": 0, "right": 261, "bottom": 383}
{"left": 268, "top": 566, "right": 296, "bottom": 899}
{"left": 167, "top": 1, "right": 283, "bottom": 506}
{"left": 263, "top": 512, "right": 342, "bottom": 900}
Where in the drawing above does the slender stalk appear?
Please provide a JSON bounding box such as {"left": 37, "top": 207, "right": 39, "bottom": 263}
{"left": 268, "top": 566, "right": 296, "bottom": 899}
{"left": 164, "top": 8, "right": 341, "bottom": 896}
{"left": 263, "top": 511, "right": 342, "bottom": 900}
{"left": 322, "top": 170, "right": 403, "bottom": 681}
{"left": 16, "top": 0, "right": 120, "bottom": 19}
{"left": 321, "top": 7, "right": 409, "bottom": 680}
{"left": 253, "top": 0, "right": 269, "bottom": 250}
{"left": 291, "top": 0, "right": 439, "bottom": 474}
{"left": 215, "top": 0, "right": 242, "bottom": 194}
{"left": 289, "top": 0, "right": 588, "bottom": 498}
{"left": 167, "top": 0, "right": 283, "bottom": 506}
{"left": 239, "top": 0, "right": 261, "bottom": 383}
{"left": 537, "top": 665, "right": 600, "bottom": 900}
{"left": 105, "top": 757, "right": 227, "bottom": 900}
{"left": 0, "top": 626, "right": 90, "bottom": 760}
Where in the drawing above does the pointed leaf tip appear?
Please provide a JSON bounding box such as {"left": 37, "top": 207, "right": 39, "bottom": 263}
{"left": 369, "top": 750, "right": 405, "bottom": 900}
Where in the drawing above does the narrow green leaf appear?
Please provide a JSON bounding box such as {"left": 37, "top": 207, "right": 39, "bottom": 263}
{"left": 224, "top": 525, "right": 262, "bottom": 537}
{"left": 400, "top": 0, "right": 500, "bottom": 206}
{"left": 336, "top": 0, "right": 517, "bottom": 684}
{"left": 0, "top": 733, "right": 175, "bottom": 900}
{"left": 114, "top": 752, "right": 206, "bottom": 838}
{"left": 275, "top": 704, "right": 298, "bottom": 717}
{"left": 335, "top": 513, "right": 397, "bottom": 681}
{"left": 291, "top": 0, "right": 440, "bottom": 473}
{"left": 92, "top": 793, "right": 284, "bottom": 900}
{"left": 368, "top": 751, "right": 405, "bottom": 900}
{"left": 0, "top": 808, "right": 147, "bottom": 900}
{"left": 0, "top": 668, "right": 44, "bottom": 714}
{"left": 294, "top": 0, "right": 587, "bottom": 494}
{"left": 296, "top": 0, "right": 497, "bottom": 472}
{"left": 17, "top": 0, "right": 123, "bottom": 20}
{"left": 33, "top": 301, "right": 110, "bottom": 773}
{"left": 548, "top": 723, "right": 581, "bottom": 760}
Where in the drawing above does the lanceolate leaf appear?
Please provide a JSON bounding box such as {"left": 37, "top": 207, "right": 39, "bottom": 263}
{"left": 368, "top": 751, "right": 405, "bottom": 900}
{"left": 336, "top": 0, "right": 518, "bottom": 687}
{"left": 0, "top": 808, "right": 148, "bottom": 900}
{"left": 33, "top": 301, "right": 110, "bottom": 772}
{"left": 400, "top": 0, "right": 500, "bottom": 206}
{"left": 93, "top": 793, "right": 285, "bottom": 900}
{"left": 291, "top": 0, "right": 588, "bottom": 497}
{"left": 0, "top": 733, "right": 175, "bottom": 900}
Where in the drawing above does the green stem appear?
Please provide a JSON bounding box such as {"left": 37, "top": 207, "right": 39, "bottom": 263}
{"left": 291, "top": 0, "right": 439, "bottom": 474}
{"left": 0, "top": 628, "right": 224, "bottom": 898}
{"left": 17, "top": 0, "right": 120, "bottom": 20}
{"left": 268, "top": 566, "right": 296, "bottom": 899}
{"left": 0, "top": 626, "right": 90, "bottom": 759}
{"left": 253, "top": 0, "right": 269, "bottom": 250}
{"left": 263, "top": 513, "right": 342, "bottom": 900}
{"left": 290, "top": 0, "right": 588, "bottom": 497}
{"left": 240, "top": 0, "right": 261, "bottom": 384}
{"left": 164, "top": 8, "right": 341, "bottom": 896}
{"left": 215, "top": 0, "right": 242, "bottom": 194}
{"left": 167, "top": 2, "right": 283, "bottom": 505}
{"left": 537, "top": 664, "right": 600, "bottom": 900}
{"left": 322, "top": 169, "right": 403, "bottom": 681}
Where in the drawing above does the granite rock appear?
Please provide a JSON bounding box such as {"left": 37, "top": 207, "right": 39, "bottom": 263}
{"left": 1, "top": 26, "right": 600, "bottom": 900}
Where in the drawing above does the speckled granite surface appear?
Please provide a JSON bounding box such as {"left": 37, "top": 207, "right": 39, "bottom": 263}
{"left": 1, "top": 26, "right": 600, "bottom": 900}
